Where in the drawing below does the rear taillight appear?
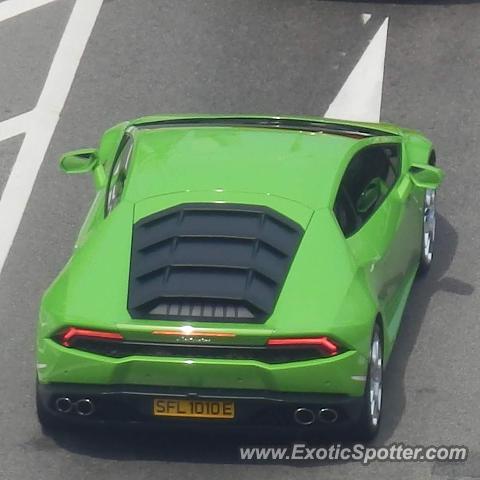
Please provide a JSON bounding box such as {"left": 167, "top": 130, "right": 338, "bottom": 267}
{"left": 55, "top": 327, "right": 124, "bottom": 347}
{"left": 267, "top": 336, "right": 339, "bottom": 356}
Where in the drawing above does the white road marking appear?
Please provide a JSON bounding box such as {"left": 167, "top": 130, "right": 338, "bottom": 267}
{"left": 0, "top": 0, "right": 58, "bottom": 23}
{"left": 324, "top": 17, "right": 389, "bottom": 122}
{"left": 0, "top": 0, "right": 103, "bottom": 276}
{"left": 361, "top": 13, "right": 372, "bottom": 25}
{"left": 0, "top": 111, "right": 33, "bottom": 142}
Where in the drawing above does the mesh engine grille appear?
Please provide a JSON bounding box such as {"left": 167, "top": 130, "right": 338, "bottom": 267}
{"left": 128, "top": 204, "right": 304, "bottom": 322}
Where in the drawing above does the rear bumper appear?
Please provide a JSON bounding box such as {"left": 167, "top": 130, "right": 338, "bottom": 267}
{"left": 37, "top": 339, "right": 368, "bottom": 396}
{"left": 37, "top": 382, "right": 364, "bottom": 429}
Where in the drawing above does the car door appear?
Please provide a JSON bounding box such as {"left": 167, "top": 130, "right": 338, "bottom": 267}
{"left": 333, "top": 140, "right": 419, "bottom": 341}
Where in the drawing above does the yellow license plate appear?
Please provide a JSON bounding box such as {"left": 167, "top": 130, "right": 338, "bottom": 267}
{"left": 153, "top": 398, "right": 235, "bottom": 419}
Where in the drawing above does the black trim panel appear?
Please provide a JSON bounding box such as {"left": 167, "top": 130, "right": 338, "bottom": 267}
{"left": 37, "top": 383, "right": 364, "bottom": 427}
{"left": 69, "top": 338, "right": 333, "bottom": 363}
{"left": 128, "top": 204, "right": 304, "bottom": 323}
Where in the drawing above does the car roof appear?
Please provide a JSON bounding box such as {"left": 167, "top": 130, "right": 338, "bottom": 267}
{"left": 122, "top": 116, "right": 399, "bottom": 209}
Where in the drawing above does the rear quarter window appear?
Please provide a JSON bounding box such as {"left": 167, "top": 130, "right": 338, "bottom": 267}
{"left": 334, "top": 144, "right": 402, "bottom": 237}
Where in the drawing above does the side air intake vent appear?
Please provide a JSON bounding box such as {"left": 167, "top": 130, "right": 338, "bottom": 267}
{"left": 128, "top": 204, "right": 304, "bottom": 323}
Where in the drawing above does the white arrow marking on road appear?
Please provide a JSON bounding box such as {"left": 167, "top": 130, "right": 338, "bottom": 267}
{"left": 324, "top": 17, "right": 389, "bottom": 122}
{"left": 0, "top": 0, "right": 103, "bottom": 276}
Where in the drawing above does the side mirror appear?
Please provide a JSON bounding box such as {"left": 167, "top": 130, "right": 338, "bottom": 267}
{"left": 60, "top": 149, "right": 98, "bottom": 174}
{"left": 356, "top": 178, "right": 383, "bottom": 214}
{"left": 59, "top": 148, "right": 107, "bottom": 189}
{"left": 409, "top": 163, "right": 444, "bottom": 189}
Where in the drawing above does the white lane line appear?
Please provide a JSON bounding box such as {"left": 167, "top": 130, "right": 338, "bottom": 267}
{"left": 0, "top": 111, "right": 34, "bottom": 142}
{"left": 0, "top": 0, "right": 103, "bottom": 276}
{"left": 325, "top": 17, "right": 389, "bottom": 122}
{"left": 0, "top": 0, "right": 58, "bottom": 23}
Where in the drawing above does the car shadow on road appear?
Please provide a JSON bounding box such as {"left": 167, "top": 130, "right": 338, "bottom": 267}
{"left": 40, "top": 215, "right": 473, "bottom": 466}
{"left": 375, "top": 214, "right": 474, "bottom": 444}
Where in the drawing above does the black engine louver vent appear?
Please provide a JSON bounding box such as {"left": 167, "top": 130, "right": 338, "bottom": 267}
{"left": 128, "top": 204, "right": 304, "bottom": 323}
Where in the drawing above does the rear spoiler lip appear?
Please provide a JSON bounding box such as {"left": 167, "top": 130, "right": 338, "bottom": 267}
{"left": 128, "top": 116, "right": 400, "bottom": 139}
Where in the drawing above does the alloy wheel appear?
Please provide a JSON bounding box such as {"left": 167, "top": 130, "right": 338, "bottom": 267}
{"left": 422, "top": 189, "right": 436, "bottom": 265}
{"left": 368, "top": 329, "right": 383, "bottom": 428}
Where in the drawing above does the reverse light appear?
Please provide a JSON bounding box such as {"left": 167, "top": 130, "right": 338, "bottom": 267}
{"left": 55, "top": 327, "right": 124, "bottom": 347}
{"left": 267, "top": 336, "right": 339, "bottom": 356}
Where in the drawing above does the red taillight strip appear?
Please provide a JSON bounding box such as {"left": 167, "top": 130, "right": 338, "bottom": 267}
{"left": 57, "top": 327, "right": 124, "bottom": 347}
{"left": 267, "top": 336, "right": 339, "bottom": 356}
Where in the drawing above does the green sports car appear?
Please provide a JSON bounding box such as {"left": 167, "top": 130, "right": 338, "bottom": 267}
{"left": 36, "top": 115, "right": 444, "bottom": 439}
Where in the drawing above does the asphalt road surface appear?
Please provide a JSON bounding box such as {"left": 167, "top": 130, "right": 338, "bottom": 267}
{"left": 0, "top": 1, "right": 479, "bottom": 479}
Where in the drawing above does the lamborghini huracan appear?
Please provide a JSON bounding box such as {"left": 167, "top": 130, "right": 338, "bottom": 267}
{"left": 36, "top": 115, "right": 444, "bottom": 439}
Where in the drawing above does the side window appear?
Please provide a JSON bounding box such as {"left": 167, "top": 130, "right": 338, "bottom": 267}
{"left": 105, "top": 135, "right": 133, "bottom": 215}
{"left": 383, "top": 145, "right": 401, "bottom": 185}
{"left": 334, "top": 144, "right": 401, "bottom": 236}
{"left": 333, "top": 186, "right": 359, "bottom": 237}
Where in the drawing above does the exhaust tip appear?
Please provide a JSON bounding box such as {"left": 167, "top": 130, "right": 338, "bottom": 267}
{"left": 318, "top": 408, "right": 338, "bottom": 423}
{"left": 55, "top": 397, "right": 73, "bottom": 414}
{"left": 294, "top": 408, "right": 315, "bottom": 426}
{"left": 75, "top": 398, "right": 95, "bottom": 416}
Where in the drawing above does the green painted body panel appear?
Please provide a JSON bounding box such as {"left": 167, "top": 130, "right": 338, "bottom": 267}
{"left": 124, "top": 126, "right": 357, "bottom": 209}
{"left": 134, "top": 191, "right": 313, "bottom": 228}
{"left": 37, "top": 114, "right": 442, "bottom": 399}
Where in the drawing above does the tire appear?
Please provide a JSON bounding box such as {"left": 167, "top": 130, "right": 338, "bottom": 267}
{"left": 352, "top": 323, "right": 383, "bottom": 441}
{"left": 418, "top": 151, "right": 437, "bottom": 276}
